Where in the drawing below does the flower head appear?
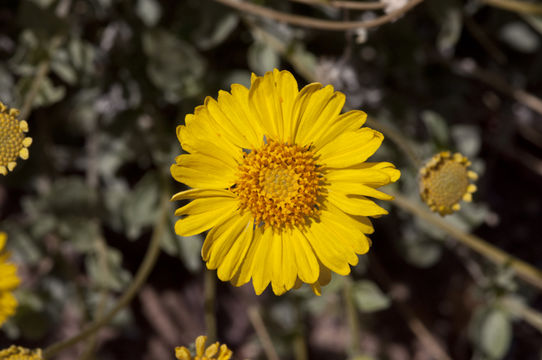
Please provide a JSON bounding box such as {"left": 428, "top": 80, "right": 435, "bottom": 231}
{"left": 419, "top": 151, "right": 477, "bottom": 216}
{"left": 175, "top": 335, "right": 233, "bottom": 360}
{"left": 0, "top": 232, "right": 20, "bottom": 327}
{"left": 0, "top": 346, "right": 42, "bottom": 360}
{"left": 171, "top": 69, "right": 400, "bottom": 295}
{"left": 0, "top": 102, "right": 32, "bottom": 176}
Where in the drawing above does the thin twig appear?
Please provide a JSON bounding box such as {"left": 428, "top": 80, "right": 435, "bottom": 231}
{"left": 42, "top": 192, "right": 169, "bottom": 359}
{"left": 451, "top": 59, "right": 542, "bottom": 117}
{"left": 481, "top": 0, "right": 542, "bottom": 15}
{"left": 289, "top": 0, "right": 386, "bottom": 10}
{"left": 248, "top": 306, "right": 281, "bottom": 360}
{"left": 19, "top": 36, "right": 63, "bottom": 120}
{"left": 214, "top": 0, "right": 424, "bottom": 31}
{"left": 391, "top": 192, "right": 542, "bottom": 292}
{"left": 366, "top": 117, "right": 422, "bottom": 168}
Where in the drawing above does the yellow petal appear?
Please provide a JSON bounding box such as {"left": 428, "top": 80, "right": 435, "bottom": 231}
{"left": 248, "top": 72, "right": 283, "bottom": 141}
{"left": 19, "top": 148, "right": 29, "bottom": 160}
{"left": 22, "top": 137, "right": 32, "bottom": 147}
{"left": 251, "top": 228, "right": 274, "bottom": 294}
{"left": 280, "top": 230, "right": 298, "bottom": 291}
{"left": 327, "top": 191, "right": 388, "bottom": 217}
{"left": 7, "top": 162, "right": 16, "bottom": 171}
{"left": 171, "top": 154, "right": 236, "bottom": 189}
{"left": 202, "top": 212, "right": 252, "bottom": 269}
{"left": 328, "top": 181, "right": 394, "bottom": 200}
{"left": 294, "top": 85, "right": 345, "bottom": 147}
{"left": 270, "top": 232, "right": 287, "bottom": 295}
{"left": 317, "top": 128, "right": 383, "bottom": 168}
{"left": 216, "top": 85, "right": 263, "bottom": 148}
{"left": 174, "top": 201, "right": 239, "bottom": 237}
{"left": 175, "top": 346, "right": 192, "bottom": 360}
{"left": 171, "top": 188, "right": 236, "bottom": 201}
{"left": 205, "top": 96, "right": 258, "bottom": 149}
{"left": 312, "top": 110, "right": 367, "bottom": 150}
{"left": 195, "top": 336, "right": 207, "bottom": 357}
{"left": 216, "top": 214, "right": 254, "bottom": 281}
{"left": 290, "top": 227, "right": 319, "bottom": 284}
{"left": 271, "top": 69, "right": 299, "bottom": 142}
{"left": 230, "top": 226, "right": 265, "bottom": 287}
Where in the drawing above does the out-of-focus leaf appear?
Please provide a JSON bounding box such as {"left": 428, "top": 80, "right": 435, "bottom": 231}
{"left": 51, "top": 49, "right": 77, "bottom": 85}
{"left": 86, "top": 245, "right": 131, "bottom": 291}
{"left": 28, "top": 0, "right": 56, "bottom": 8}
{"left": 0, "top": 65, "right": 15, "bottom": 103}
{"left": 136, "top": 0, "right": 162, "bottom": 27}
{"left": 352, "top": 280, "right": 391, "bottom": 313}
{"left": 123, "top": 172, "right": 160, "bottom": 239}
{"left": 401, "top": 226, "right": 443, "bottom": 268}
{"left": 143, "top": 29, "right": 205, "bottom": 102}
{"left": 18, "top": 1, "right": 68, "bottom": 36}
{"left": 221, "top": 70, "right": 251, "bottom": 89}
{"left": 500, "top": 22, "right": 540, "bottom": 53}
{"left": 437, "top": 7, "right": 462, "bottom": 56}
{"left": 161, "top": 212, "right": 202, "bottom": 272}
{"left": 480, "top": 309, "right": 512, "bottom": 359}
{"left": 195, "top": 13, "right": 239, "bottom": 50}
{"left": 421, "top": 110, "right": 449, "bottom": 148}
{"left": 248, "top": 41, "right": 280, "bottom": 76}
{"left": 451, "top": 124, "right": 481, "bottom": 158}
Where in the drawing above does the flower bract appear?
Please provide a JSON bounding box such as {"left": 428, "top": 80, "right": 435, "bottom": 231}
{"left": 0, "top": 102, "right": 32, "bottom": 176}
{"left": 419, "top": 151, "right": 477, "bottom": 216}
{"left": 0, "top": 232, "right": 20, "bottom": 327}
{"left": 171, "top": 69, "right": 400, "bottom": 295}
{"left": 175, "top": 335, "right": 233, "bottom": 360}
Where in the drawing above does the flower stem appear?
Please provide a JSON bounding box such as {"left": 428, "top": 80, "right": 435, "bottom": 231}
{"left": 391, "top": 191, "right": 542, "bottom": 291}
{"left": 204, "top": 269, "right": 217, "bottom": 343}
{"left": 480, "top": 0, "right": 542, "bottom": 15}
{"left": 343, "top": 276, "right": 361, "bottom": 358}
{"left": 42, "top": 192, "right": 169, "bottom": 359}
{"left": 248, "top": 306, "right": 280, "bottom": 360}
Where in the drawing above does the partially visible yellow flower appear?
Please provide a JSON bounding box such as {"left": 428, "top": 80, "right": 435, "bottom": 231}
{"left": 175, "top": 335, "right": 233, "bottom": 360}
{"left": 0, "top": 346, "right": 42, "bottom": 360}
{"left": 419, "top": 151, "right": 478, "bottom": 216}
{"left": 0, "top": 102, "right": 32, "bottom": 176}
{"left": 0, "top": 232, "right": 20, "bottom": 327}
{"left": 171, "top": 69, "right": 400, "bottom": 295}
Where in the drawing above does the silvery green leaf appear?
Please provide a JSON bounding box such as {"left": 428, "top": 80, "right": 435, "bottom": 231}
{"left": 123, "top": 172, "right": 160, "bottom": 239}
{"left": 196, "top": 13, "right": 239, "bottom": 50}
{"left": 161, "top": 212, "right": 202, "bottom": 272}
{"left": 136, "top": 0, "right": 162, "bottom": 27}
{"left": 352, "top": 280, "right": 391, "bottom": 313}
{"left": 452, "top": 125, "right": 481, "bottom": 157}
{"left": 248, "top": 41, "right": 280, "bottom": 76}
{"left": 500, "top": 22, "right": 540, "bottom": 53}
{"left": 421, "top": 110, "right": 449, "bottom": 147}
{"left": 86, "top": 245, "right": 131, "bottom": 291}
{"left": 480, "top": 309, "right": 512, "bottom": 359}
{"left": 437, "top": 7, "right": 462, "bottom": 56}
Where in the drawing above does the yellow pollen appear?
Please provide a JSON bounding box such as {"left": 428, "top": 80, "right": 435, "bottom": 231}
{"left": 419, "top": 151, "right": 477, "bottom": 216}
{"left": 0, "top": 102, "right": 32, "bottom": 176}
{"left": 233, "top": 139, "right": 322, "bottom": 230}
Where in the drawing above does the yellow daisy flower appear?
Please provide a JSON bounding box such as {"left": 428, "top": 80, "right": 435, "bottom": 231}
{"left": 0, "top": 232, "right": 20, "bottom": 327}
{"left": 171, "top": 69, "right": 400, "bottom": 295}
{"left": 419, "top": 151, "right": 478, "bottom": 216}
{"left": 0, "top": 346, "right": 43, "bottom": 360}
{"left": 0, "top": 102, "right": 32, "bottom": 176}
{"left": 175, "top": 335, "right": 233, "bottom": 360}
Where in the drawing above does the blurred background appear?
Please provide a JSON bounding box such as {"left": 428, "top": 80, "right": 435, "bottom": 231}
{"left": 1, "top": 0, "right": 542, "bottom": 359}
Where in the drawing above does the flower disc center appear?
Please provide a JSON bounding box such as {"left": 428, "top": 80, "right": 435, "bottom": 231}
{"left": 233, "top": 139, "right": 322, "bottom": 229}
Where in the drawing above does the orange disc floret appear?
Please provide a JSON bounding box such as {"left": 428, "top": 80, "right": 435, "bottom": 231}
{"left": 232, "top": 139, "right": 323, "bottom": 230}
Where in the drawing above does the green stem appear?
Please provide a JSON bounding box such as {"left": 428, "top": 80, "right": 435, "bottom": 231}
{"left": 42, "top": 193, "right": 169, "bottom": 359}
{"left": 391, "top": 192, "right": 542, "bottom": 291}
{"left": 343, "top": 276, "right": 361, "bottom": 358}
{"left": 481, "top": 0, "right": 542, "bottom": 15}
{"left": 204, "top": 269, "right": 217, "bottom": 343}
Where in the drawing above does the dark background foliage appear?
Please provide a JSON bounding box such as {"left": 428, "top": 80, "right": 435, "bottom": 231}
{"left": 1, "top": 0, "right": 542, "bottom": 359}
